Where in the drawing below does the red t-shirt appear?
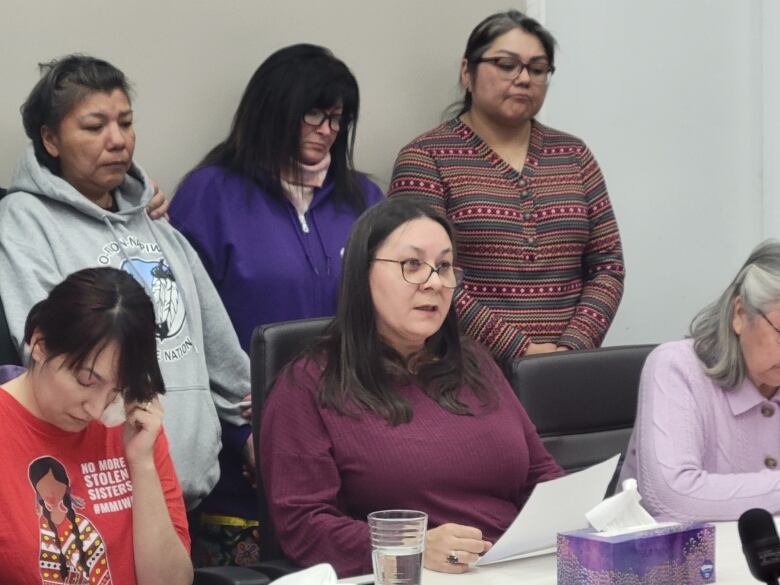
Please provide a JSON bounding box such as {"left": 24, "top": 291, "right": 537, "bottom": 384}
{"left": 0, "top": 388, "right": 190, "bottom": 584}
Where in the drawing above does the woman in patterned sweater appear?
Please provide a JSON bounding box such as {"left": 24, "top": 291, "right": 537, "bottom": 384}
{"left": 390, "top": 10, "right": 624, "bottom": 362}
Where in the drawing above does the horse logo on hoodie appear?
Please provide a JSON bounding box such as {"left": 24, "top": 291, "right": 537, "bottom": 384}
{"left": 121, "top": 258, "right": 186, "bottom": 341}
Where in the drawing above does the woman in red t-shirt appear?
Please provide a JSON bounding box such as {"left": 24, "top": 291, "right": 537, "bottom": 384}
{"left": 0, "top": 267, "right": 192, "bottom": 585}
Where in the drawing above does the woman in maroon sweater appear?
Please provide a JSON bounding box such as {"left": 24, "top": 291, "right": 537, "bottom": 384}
{"left": 260, "top": 197, "right": 563, "bottom": 577}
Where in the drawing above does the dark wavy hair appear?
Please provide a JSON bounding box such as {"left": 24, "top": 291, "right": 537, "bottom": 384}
{"left": 452, "top": 10, "right": 558, "bottom": 116}
{"left": 192, "top": 43, "right": 367, "bottom": 213}
{"left": 25, "top": 267, "right": 164, "bottom": 403}
{"left": 28, "top": 457, "right": 88, "bottom": 578}
{"left": 21, "top": 54, "right": 132, "bottom": 175}
{"left": 300, "top": 197, "right": 492, "bottom": 425}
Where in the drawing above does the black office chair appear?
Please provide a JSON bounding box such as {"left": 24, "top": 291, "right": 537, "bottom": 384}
{"left": 193, "top": 567, "right": 270, "bottom": 585}
{"left": 249, "top": 317, "right": 333, "bottom": 576}
{"left": 507, "top": 344, "right": 655, "bottom": 491}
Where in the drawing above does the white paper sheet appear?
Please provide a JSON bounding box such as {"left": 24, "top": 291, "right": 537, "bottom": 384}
{"left": 476, "top": 454, "right": 621, "bottom": 566}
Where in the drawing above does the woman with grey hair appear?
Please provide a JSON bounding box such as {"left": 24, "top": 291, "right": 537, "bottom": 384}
{"left": 389, "top": 10, "right": 624, "bottom": 362}
{"left": 620, "top": 240, "right": 780, "bottom": 521}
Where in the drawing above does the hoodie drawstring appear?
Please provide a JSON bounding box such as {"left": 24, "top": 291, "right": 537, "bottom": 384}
{"left": 102, "top": 215, "right": 149, "bottom": 291}
{"left": 140, "top": 213, "right": 200, "bottom": 355}
{"left": 307, "top": 212, "right": 332, "bottom": 276}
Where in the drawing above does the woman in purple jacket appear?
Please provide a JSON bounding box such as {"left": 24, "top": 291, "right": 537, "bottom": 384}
{"left": 169, "top": 43, "right": 383, "bottom": 566}
{"left": 171, "top": 44, "right": 383, "bottom": 351}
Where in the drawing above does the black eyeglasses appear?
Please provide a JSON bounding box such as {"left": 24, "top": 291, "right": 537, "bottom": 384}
{"left": 472, "top": 56, "right": 555, "bottom": 85}
{"left": 373, "top": 258, "right": 464, "bottom": 289}
{"left": 303, "top": 109, "right": 343, "bottom": 132}
{"left": 757, "top": 308, "right": 780, "bottom": 342}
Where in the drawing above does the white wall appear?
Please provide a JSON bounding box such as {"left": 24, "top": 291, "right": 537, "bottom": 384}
{"left": 543, "top": 0, "right": 767, "bottom": 345}
{"left": 0, "top": 1, "right": 772, "bottom": 347}
{"left": 0, "top": 0, "right": 524, "bottom": 194}
{"left": 762, "top": 0, "right": 780, "bottom": 237}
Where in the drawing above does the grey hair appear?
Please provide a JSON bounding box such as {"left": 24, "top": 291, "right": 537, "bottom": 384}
{"left": 690, "top": 239, "right": 780, "bottom": 388}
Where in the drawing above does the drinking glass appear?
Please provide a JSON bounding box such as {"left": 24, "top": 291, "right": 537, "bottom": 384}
{"left": 368, "top": 510, "right": 428, "bottom": 585}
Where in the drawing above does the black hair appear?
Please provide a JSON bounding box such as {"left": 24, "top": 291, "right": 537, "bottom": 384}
{"left": 301, "top": 197, "right": 492, "bottom": 425}
{"left": 193, "top": 43, "right": 367, "bottom": 213}
{"left": 28, "top": 457, "right": 88, "bottom": 578}
{"left": 20, "top": 53, "right": 132, "bottom": 175}
{"left": 24, "top": 267, "right": 164, "bottom": 403}
{"left": 452, "top": 10, "right": 558, "bottom": 116}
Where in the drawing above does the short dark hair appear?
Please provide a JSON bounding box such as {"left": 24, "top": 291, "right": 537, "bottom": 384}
{"left": 301, "top": 197, "right": 492, "bottom": 425}
{"left": 453, "top": 10, "right": 558, "bottom": 116}
{"left": 195, "top": 43, "right": 367, "bottom": 212}
{"left": 21, "top": 54, "right": 132, "bottom": 175}
{"left": 24, "top": 267, "right": 164, "bottom": 403}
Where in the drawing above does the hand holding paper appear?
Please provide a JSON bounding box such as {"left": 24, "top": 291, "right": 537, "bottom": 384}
{"left": 476, "top": 454, "right": 620, "bottom": 566}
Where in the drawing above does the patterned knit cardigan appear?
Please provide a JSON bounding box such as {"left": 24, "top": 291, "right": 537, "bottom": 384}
{"left": 389, "top": 118, "right": 625, "bottom": 361}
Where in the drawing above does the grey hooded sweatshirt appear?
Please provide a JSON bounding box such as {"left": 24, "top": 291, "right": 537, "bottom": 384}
{"left": 0, "top": 145, "right": 250, "bottom": 507}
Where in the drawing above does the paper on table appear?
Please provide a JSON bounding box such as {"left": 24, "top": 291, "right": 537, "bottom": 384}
{"left": 476, "top": 454, "right": 620, "bottom": 566}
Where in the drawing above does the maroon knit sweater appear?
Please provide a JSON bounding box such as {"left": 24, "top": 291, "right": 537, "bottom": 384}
{"left": 389, "top": 119, "right": 624, "bottom": 361}
{"left": 260, "top": 352, "right": 563, "bottom": 577}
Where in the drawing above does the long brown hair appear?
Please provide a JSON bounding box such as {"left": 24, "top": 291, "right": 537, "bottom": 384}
{"left": 299, "top": 197, "right": 494, "bottom": 425}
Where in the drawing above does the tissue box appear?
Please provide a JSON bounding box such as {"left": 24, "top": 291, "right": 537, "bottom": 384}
{"left": 557, "top": 523, "right": 715, "bottom": 585}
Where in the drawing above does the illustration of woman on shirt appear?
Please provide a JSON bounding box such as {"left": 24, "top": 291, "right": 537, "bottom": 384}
{"left": 28, "top": 457, "right": 113, "bottom": 585}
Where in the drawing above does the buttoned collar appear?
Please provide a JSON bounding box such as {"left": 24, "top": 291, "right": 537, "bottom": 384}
{"left": 726, "top": 377, "right": 780, "bottom": 416}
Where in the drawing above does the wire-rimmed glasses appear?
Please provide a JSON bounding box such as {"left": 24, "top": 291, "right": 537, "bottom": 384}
{"left": 757, "top": 308, "right": 780, "bottom": 343}
{"left": 373, "top": 258, "right": 464, "bottom": 289}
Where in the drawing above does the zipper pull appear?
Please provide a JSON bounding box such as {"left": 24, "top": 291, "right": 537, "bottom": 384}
{"left": 299, "top": 212, "right": 310, "bottom": 233}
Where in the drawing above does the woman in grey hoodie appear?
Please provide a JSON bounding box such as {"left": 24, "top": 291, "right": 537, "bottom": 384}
{"left": 0, "top": 54, "right": 252, "bottom": 511}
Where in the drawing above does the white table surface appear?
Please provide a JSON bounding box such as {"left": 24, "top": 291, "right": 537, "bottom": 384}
{"left": 339, "top": 522, "right": 751, "bottom": 584}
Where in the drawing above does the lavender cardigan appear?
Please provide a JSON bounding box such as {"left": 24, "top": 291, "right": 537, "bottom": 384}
{"left": 620, "top": 339, "right": 780, "bottom": 521}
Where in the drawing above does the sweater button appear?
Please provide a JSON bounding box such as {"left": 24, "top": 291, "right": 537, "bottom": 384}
{"left": 765, "top": 456, "right": 778, "bottom": 469}
{"left": 762, "top": 404, "right": 775, "bottom": 417}
{"left": 523, "top": 212, "right": 532, "bottom": 221}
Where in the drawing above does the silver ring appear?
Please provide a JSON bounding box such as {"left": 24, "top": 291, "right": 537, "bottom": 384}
{"left": 446, "top": 551, "right": 459, "bottom": 564}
